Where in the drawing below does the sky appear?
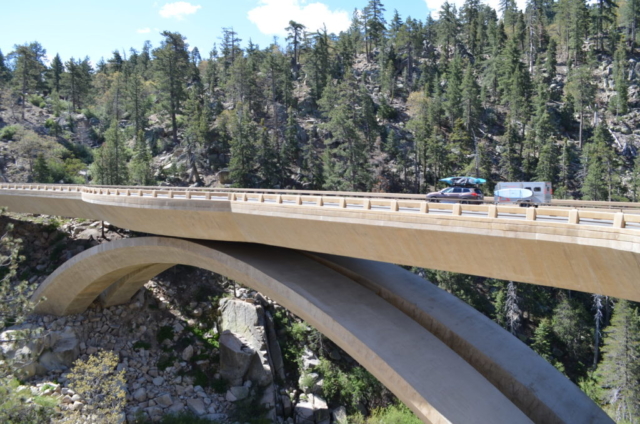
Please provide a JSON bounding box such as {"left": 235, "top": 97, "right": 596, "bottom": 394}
{"left": 2, "top": 0, "right": 517, "bottom": 66}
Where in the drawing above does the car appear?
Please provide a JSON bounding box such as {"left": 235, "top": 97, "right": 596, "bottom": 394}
{"left": 426, "top": 186, "right": 485, "bottom": 203}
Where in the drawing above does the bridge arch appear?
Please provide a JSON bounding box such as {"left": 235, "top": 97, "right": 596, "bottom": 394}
{"left": 32, "top": 237, "right": 610, "bottom": 424}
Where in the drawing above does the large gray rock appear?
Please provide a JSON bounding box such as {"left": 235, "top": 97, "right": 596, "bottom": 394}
{"left": 218, "top": 299, "right": 273, "bottom": 387}
{"left": 219, "top": 331, "right": 254, "bottom": 386}
{"left": 38, "top": 329, "right": 80, "bottom": 372}
{"left": 187, "top": 398, "right": 206, "bottom": 415}
{"left": 295, "top": 394, "right": 330, "bottom": 424}
{"left": 225, "top": 385, "right": 250, "bottom": 402}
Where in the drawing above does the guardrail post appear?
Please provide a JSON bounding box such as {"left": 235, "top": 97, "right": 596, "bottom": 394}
{"left": 258, "top": 194, "right": 264, "bottom": 203}
{"left": 526, "top": 207, "right": 537, "bottom": 221}
{"left": 487, "top": 205, "right": 497, "bottom": 218}
{"left": 338, "top": 198, "right": 346, "bottom": 208}
{"left": 420, "top": 202, "right": 429, "bottom": 213}
{"left": 613, "top": 212, "right": 626, "bottom": 228}
{"left": 316, "top": 197, "right": 324, "bottom": 207}
{"left": 152, "top": 190, "right": 157, "bottom": 198}
{"left": 139, "top": 190, "right": 143, "bottom": 197}
{"left": 296, "top": 196, "right": 302, "bottom": 205}
{"left": 568, "top": 209, "right": 579, "bottom": 224}
{"left": 126, "top": 189, "right": 131, "bottom": 196}
{"left": 205, "top": 192, "right": 211, "bottom": 200}
{"left": 168, "top": 191, "right": 174, "bottom": 199}
{"left": 363, "top": 199, "right": 371, "bottom": 210}
{"left": 452, "top": 203, "right": 462, "bottom": 216}
{"left": 276, "top": 195, "right": 282, "bottom": 204}
{"left": 389, "top": 200, "right": 399, "bottom": 211}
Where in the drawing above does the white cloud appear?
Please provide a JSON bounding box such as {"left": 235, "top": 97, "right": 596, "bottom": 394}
{"left": 248, "top": 0, "right": 350, "bottom": 37}
{"left": 137, "top": 28, "right": 152, "bottom": 34}
{"left": 426, "top": 0, "right": 527, "bottom": 19}
{"left": 159, "top": 2, "right": 201, "bottom": 20}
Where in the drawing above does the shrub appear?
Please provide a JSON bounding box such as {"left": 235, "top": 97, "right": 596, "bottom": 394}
{"left": 377, "top": 96, "right": 397, "bottom": 120}
{"left": 66, "top": 350, "right": 126, "bottom": 424}
{"left": 44, "top": 118, "right": 62, "bottom": 136}
{"left": 0, "top": 125, "right": 21, "bottom": 141}
{"left": 157, "top": 325, "right": 175, "bottom": 344}
{"left": 366, "top": 403, "right": 422, "bottom": 424}
{"left": 132, "top": 341, "right": 151, "bottom": 350}
{"left": 29, "top": 94, "right": 46, "bottom": 108}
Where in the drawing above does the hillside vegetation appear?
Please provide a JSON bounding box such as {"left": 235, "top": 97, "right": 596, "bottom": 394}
{"left": 1, "top": 0, "right": 640, "bottom": 421}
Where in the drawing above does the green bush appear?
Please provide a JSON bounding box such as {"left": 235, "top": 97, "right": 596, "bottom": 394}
{"left": 0, "top": 125, "right": 21, "bottom": 141}
{"left": 348, "top": 403, "right": 422, "bottom": 424}
{"left": 29, "top": 94, "right": 46, "bottom": 108}
{"left": 132, "top": 341, "right": 151, "bottom": 350}
{"left": 157, "top": 325, "right": 175, "bottom": 344}
{"left": 377, "top": 96, "right": 397, "bottom": 120}
{"left": 44, "top": 118, "right": 62, "bottom": 136}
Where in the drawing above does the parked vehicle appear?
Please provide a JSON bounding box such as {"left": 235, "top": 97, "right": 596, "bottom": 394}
{"left": 494, "top": 182, "right": 552, "bottom": 206}
{"left": 426, "top": 186, "right": 485, "bottom": 203}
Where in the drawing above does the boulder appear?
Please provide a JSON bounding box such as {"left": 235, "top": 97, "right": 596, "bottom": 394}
{"left": 38, "top": 329, "right": 80, "bottom": 372}
{"left": 187, "top": 398, "right": 206, "bottom": 415}
{"left": 295, "top": 394, "right": 330, "bottom": 424}
{"left": 332, "top": 406, "right": 348, "bottom": 424}
{"left": 218, "top": 299, "right": 274, "bottom": 386}
{"left": 225, "top": 385, "right": 250, "bottom": 402}
{"left": 218, "top": 331, "right": 254, "bottom": 386}
{"left": 182, "top": 345, "right": 194, "bottom": 361}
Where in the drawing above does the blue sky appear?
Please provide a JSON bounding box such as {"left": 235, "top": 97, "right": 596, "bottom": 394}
{"left": 2, "top": 0, "right": 452, "bottom": 66}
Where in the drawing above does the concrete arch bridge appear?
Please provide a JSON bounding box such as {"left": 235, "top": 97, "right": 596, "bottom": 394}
{"left": 0, "top": 183, "right": 633, "bottom": 424}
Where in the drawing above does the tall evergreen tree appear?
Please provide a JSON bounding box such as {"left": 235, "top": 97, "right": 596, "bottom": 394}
{"left": 48, "top": 53, "right": 64, "bottom": 93}
{"left": 596, "top": 300, "right": 640, "bottom": 422}
{"left": 228, "top": 105, "right": 258, "bottom": 187}
{"left": 153, "top": 31, "right": 190, "bottom": 144}
{"left": 8, "top": 42, "right": 47, "bottom": 119}
{"left": 91, "top": 121, "right": 128, "bottom": 185}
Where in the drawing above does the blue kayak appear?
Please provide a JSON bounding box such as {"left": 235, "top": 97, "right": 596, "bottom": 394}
{"left": 440, "top": 177, "right": 487, "bottom": 186}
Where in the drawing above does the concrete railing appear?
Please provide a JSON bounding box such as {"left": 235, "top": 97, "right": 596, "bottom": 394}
{"left": 2, "top": 183, "right": 638, "bottom": 230}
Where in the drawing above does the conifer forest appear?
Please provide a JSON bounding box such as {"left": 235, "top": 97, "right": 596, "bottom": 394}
{"left": 2, "top": 0, "right": 640, "bottom": 421}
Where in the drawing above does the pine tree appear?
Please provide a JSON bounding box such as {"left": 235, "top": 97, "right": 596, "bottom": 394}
{"left": 531, "top": 318, "right": 554, "bottom": 362}
{"left": 48, "top": 54, "right": 64, "bottom": 93}
{"left": 612, "top": 42, "right": 629, "bottom": 116}
{"left": 444, "top": 55, "right": 463, "bottom": 127}
{"left": 153, "top": 31, "right": 190, "bottom": 144}
{"left": 32, "top": 154, "right": 52, "bottom": 183}
{"left": 91, "top": 121, "right": 129, "bottom": 185}
{"left": 129, "top": 133, "right": 153, "bottom": 186}
{"left": 319, "top": 75, "right": 372, "bottom": 191}
{"left": 62, "top": 57, "right": 92, "bottom": 112}
{"left": 365, "top": 0, "right": 387, "bottom": 53}
{"left": 228, "top": 105, "right": 258, "bottom": 187}
{"left": 285, "top": 21, "right": 305, "bottom": 69}
{"left": 566, "top": 63, "right": 595, "bottom": 147}
{"left": 461, "top": 62, "right": 481, "bottom": 132}
{"left": 0, "top": 49, "right": 10, "bottom": 86}
{"left": 596, "top": 300, "right": 640, "bottom": 422}
{"left": 8, "top": 42, "right": 47, "bottom": 119}
{"left": 282, "top": 108, "right": 301, "bottom": 186}
{"left": 535, "top": 137, "right": 558, "bottom": 183}
{"left": 257, "top": 128, "right": 279, "bottom": 188}
{"left": 583, "top": 125, "right": 617, "bottom": 201}
{"left": 125, "top": 69, "right": 149, "bottom": 136}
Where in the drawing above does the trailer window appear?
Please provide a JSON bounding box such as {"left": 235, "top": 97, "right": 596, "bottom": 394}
{"left": 534, "top": 187, "right": 541, "bottom": 192}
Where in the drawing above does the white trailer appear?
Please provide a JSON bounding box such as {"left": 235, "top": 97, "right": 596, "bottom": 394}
{"left": 494, "top": 181, "right": 552, "bottom": 206}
